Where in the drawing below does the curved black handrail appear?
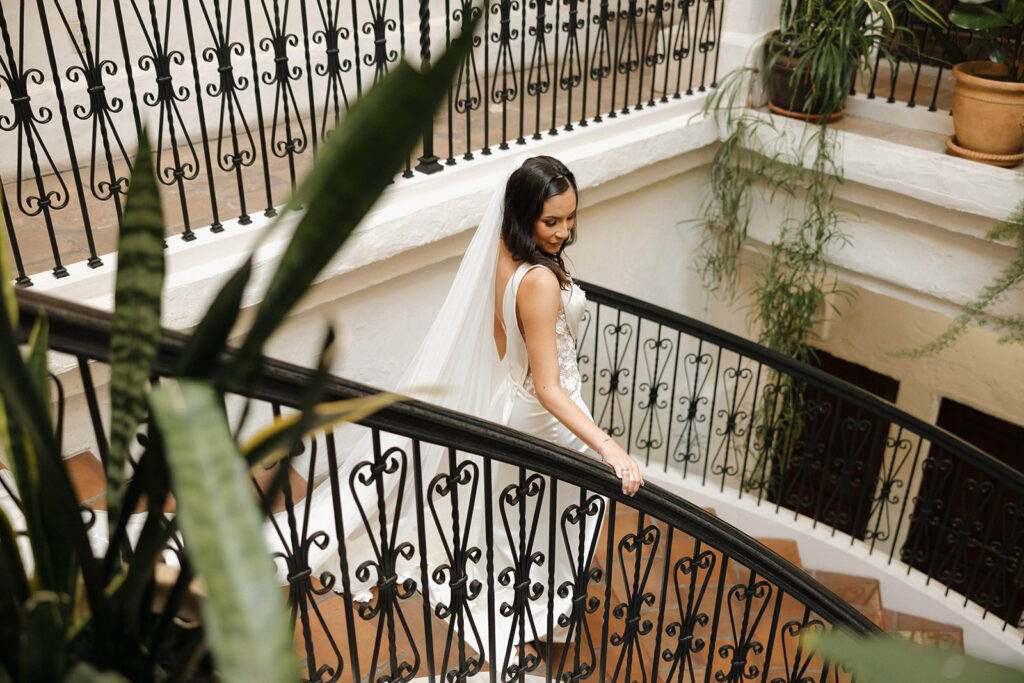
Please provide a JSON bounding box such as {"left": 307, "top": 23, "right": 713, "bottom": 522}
{"left": 17, "top": 287, "right": 877, "bottom": 682}
{"left": 577, "top": 280, "right": 1021, "bottom": 488}
{"left": 576, "top": 279, "right": 1024, "bottom": 636}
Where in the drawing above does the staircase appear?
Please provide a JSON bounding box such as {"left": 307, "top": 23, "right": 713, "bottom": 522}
{"left": 45, "top": 451, "right": 963, "bottom": 683}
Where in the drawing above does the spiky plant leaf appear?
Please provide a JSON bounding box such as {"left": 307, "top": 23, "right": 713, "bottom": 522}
{"left": 0, "top": 198, "right": 15, "bottom": 327}
{"left": 905, "top": 0, "right": 949, "bottom": 28}
{"left": 19, "top": 591, "right": 64, "bottom": 681}
{"left": 149, "top": 379, "right": 295, "bottom": 683}
{"left": 106, "top": 131, "right": 166, "bottom": 539}
{"left": 804, "top": 630, "right": 1024, "bottom": 682}
{"left": 175, "top": 258, "right": 251, "bottom": 379}
{"left": 223, "top": 12, "right": 482, "bottom": 389}
{"left": 242, "top": 393, "right": 406, "bottom": 470}
{"left": 0, "top": 507, "right": 26, "bottom": 675}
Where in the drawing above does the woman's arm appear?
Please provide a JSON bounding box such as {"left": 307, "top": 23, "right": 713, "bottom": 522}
{"left": 517, "top": 267, "right": 643, "bottom": 495}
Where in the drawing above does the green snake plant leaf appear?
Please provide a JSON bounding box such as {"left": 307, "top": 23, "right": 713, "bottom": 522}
{"left": 106, "top": 131, "right": 166, "bottom": 539}
{"left": 175, "top": 257, "right": 252, "bottom": 379}
{"left": 19, "top": 591, "right": 64, "bottom": 681}
{"left": 149, "top": 379, "right": 296, "bottom": 683}
{"left": 222, "top": 11, "right": 482, "bottom": 389}
{"left": 0, "top": 507, "right": 27, "bottom": 675}
{"left": 803, "top": 629, "right": 1024, "bottom": 682}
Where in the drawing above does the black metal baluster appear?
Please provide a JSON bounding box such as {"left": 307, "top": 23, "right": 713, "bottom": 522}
{"left": 700, "top": 346, "right": 723, "bottom": 486}
{"left": 242, "top": 0, "right": 276, "bottom": 216}
{"left": 709, "top": 0, "right": 722, "bottom": 87}
{"left": 560, "top": 0, "right": 583, "bottom": 131}
{"left": 888, "top": 436, "right": 924, "bottom": 565}
{"left": 737, "top": 362, "right": 763, "bottom": 495}
{"left": 695, "top": 0, "right": 715, "bottom": 91}
{"left": 312, "top": 0, "right": 353, "bottom": 139}
{"left": 415, "top": 0, "right": 442, "bottom": 172}
{"left": 703, "top": 554, "right": 727, "bottom": 683}
{"left": 326, "top": 432, "right": 362, "bottom": 683}
{"left": 35, "top": 0, "right": 102, "bottom": 264}
{"left": 643, "top": 0, "right": 668, "bottom": 107}
{"left": 588, "top": 0, "right": 611, "bottom": 122}
{"left": 659, "top": 0, "right": 674, "bottom": 102}
{"left": 685, "top": 0, "right": 699, "bottom": 95}
{"left": 132, "top": 0, "right": 202, "bottom": 241}
{"left": 577, "top": 0, "right": 592, "bottom": 127}
{"left": 58, "top": 0, "right": 132, "bottom": 242}
{"left": 482, "top": 0, "right": 491, "bottom": 154}
{"left": 489, "top": 0, "right": 519, "bottom": 151}
{"left": 2, "top": 184, "right": 30, "bottom": 286}
{"left": 597, "top": 499, "right": 615, "bottom": 683}
{"left": 484, "top": 458, "right": 497, "bottom": 683}
{"left": 517, "top": 0, "right": 526, "bottom": 144}
{"left": 259, "top": 0, "right": 309, "bottom": 191}
{"left": 444, "top": 0, "right": 455, "bottom": 165}
{"left": 545, "top": 475, "right": 557, "bottom": 682}
{"left": 661, "top": 329, "right": 682, "bottom": 472}
{"left": 77, "top": 355, "right": 108, "bottom": 462}
{"left": 527, "top": 0, "right": 552, "bottom": 140}
{"left": 548, "top": 0, "right": 561, "bottom": 136}
{"left": 349, "top": 0, "right": 364, "bottom": 96}
{"left": 413, "top": 439, "right": 437, "bottom": 683}
{"left": 299, "top": 0, "right": 318, "bottom": 159}
{"left": 608, "top": 0, "right": 623, "bottom": 117}
{"left": 624, "top": 314, "right": 641, "bottom": 455}
{"left": 453, "top": 0, "right": 482, "bottom": 160}
{"left": 198, "top": 0, "right": 257, "bottom": 226}
{"left": 181, "top": 0, "right": 223, "bottom": 233}
{"left": 0, "top": 2, "right": 70, "bottom": 277}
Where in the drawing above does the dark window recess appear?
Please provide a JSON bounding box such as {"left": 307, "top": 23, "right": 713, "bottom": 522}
{"left": 903, "top": 399, "right": 1024, "bottom": 627}
{"left": 770, "top": 350, "right": 900, "bottom": 540}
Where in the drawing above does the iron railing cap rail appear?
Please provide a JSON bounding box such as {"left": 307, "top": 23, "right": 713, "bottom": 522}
{"left": 577, "top": 279, "right": 1024, "bottom": 491}
{"left": 16, "top": 287, "right": 878, "bottom": 636}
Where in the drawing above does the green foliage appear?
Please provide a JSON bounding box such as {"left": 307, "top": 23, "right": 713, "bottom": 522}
{"left": 106, "top": 133, "right": 166, "bottom": 536}
{"left": 0, "top": 8, "right": 481, "bottom": 682}
{"left": 150, "top": 380, "right": 294, "bottom": 683}
{"left": 897, "top": 199, "right": 1024, "bottom": 357}
{"left": 805, "top": 629, "right": 1024, "bottom": 682}
{"left": 771, "top": 0, "right": 944, "bottom": 117}
{"left": 949, "top": 0, "right": 1024, "bottom": 81}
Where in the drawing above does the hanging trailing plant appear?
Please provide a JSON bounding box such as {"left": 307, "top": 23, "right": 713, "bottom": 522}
{"left": 897, "top": 199, "right": 1024, "bottom": 356}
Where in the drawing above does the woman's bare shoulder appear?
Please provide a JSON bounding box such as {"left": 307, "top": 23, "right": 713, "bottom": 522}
{"left": 518, "top": 265, "right": 560, "bottom": 298}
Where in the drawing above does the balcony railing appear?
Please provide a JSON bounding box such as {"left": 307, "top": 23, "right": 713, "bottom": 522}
{"left": 863, "top": 0, "right": 1024, "bottom": 112}
{"left": 576, "top": 280, "right": 1024, "bottom": 640}
{"left": 0, "top": 0, "right": 724, "bottom": 286}
{"left": 15, "top": 286, "right": 878, "bottom": 683}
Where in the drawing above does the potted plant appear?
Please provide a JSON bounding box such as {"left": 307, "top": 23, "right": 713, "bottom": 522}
{"left": 946, "top": 0, "right": 1024, "bottom": 165}
{"left": 766, "top": 0, "right": 944, "bottom": 120}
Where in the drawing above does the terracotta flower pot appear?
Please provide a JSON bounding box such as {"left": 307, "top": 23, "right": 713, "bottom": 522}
{"left": 952, "top": 61, "right": 1024, "bottom": 158}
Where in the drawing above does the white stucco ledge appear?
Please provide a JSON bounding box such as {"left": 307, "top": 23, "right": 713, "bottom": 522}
{"left": 27, "top": 93, "right": 717, "bottom": 331}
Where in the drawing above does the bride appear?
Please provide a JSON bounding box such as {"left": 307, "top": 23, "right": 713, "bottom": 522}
{"left": 282, "top": 152, "right": 643, "bottom": 675}
{"left": 492, "top": 155, "right": 642, "bottom": 492}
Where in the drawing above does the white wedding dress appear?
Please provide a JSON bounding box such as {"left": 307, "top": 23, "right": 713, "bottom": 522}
{"left": 481, "top": 262, "right": 605, "bottom": 659}
{"left": 271, "top": 154, "right": 605, "bottom": 677}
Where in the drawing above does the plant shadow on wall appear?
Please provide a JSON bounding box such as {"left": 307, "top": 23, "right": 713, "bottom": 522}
{"left": 0, "top": 12, "right": 479, "bottom": 683}
{"left": 695, "top": 0, "right": 943, "bottom": 491}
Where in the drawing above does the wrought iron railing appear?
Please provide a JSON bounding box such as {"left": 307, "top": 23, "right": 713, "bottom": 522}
{"left": 0, "top": 0, "right": 724, "bottom": 286}
{"left": 861, "top": 0, "right": 1024, "bottom": 112}
{"left": 15, "top": 285, "right": 877, "bottom": 682}
{"left": 576, "top": 280, "right": 1024, "bottom": 639}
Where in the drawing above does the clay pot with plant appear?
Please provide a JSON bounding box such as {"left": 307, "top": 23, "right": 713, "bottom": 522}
{"left": 765, "top": 0, "right": 945, "bottom": 121}
{"left": 946, "top": 0, "right": 1024, "bottom": 165}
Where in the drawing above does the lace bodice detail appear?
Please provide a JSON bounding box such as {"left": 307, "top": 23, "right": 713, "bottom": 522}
{"left": 523, "top": 306, "right": 582, "bottom": 397}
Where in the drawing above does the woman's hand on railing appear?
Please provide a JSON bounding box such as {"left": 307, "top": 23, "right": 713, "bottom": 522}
{"left": 599, "top": 441, "right": 644, "bottom": 496}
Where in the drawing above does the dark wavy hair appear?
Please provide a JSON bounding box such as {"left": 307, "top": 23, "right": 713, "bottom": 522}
{"left": 501, "top": 156, "right": 578, "bottom": 289}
